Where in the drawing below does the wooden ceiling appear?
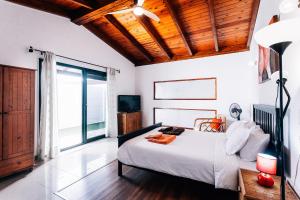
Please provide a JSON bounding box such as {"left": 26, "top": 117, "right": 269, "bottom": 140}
{"left": 7, "top": 0, "right": 260, "bottom": 66}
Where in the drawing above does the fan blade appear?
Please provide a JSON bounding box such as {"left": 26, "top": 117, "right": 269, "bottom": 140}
{"left": 142, "top": 8, "right": 160, "bottom": 22}
{"left": 108, "top": 8, "right": 134, "bottom": 15}
{"left": 137, "top": 0, "right": 145, "bottom": 6}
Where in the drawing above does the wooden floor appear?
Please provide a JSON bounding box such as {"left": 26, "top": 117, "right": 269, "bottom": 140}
{"left": 58, "top": 161, "right": 238, "bottom": 200}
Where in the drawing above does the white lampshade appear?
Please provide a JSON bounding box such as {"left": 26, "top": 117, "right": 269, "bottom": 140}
{"left": 254, "top": 17, "right": 300, "bottom": 48}
{"left": 279, "top": 0, "right": 299, "bottom": 14}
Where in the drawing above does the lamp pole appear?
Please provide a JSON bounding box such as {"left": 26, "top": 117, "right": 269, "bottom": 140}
{"left": 270, "top": 41, "right": 292, "bottom": 200}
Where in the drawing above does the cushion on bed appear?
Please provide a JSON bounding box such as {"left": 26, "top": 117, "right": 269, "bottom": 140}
{"left": 210, "top": 118, "right": 222, "bottom": 130}
{"left": 226, "top": 121, "right": 256, "bottom": 138}
{"left": 239, "top": 126, "right": 270, "bottom": 161}
{"left": 225, "top": 123, "right": 251, "bottom": 155}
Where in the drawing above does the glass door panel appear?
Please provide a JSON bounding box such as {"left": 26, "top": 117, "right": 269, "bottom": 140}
{"left": 86, "top": 74, "right": 107, "bottom": 140}
{"left": 57, "top": 66, "right": 83, "bottom": 149}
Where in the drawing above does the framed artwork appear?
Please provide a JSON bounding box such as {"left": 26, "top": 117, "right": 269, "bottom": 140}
{"left": 154, "top": 77, "right": 217, "bottom": 100}
{"left": 258, "top": 15, "right": 279, "bottom": 84}
{"left": 258, "top": 45, "right": 271, "bottom": 83}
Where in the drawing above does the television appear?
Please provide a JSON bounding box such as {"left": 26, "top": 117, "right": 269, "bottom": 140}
{"left": 118, "top": 95, "right": 141, "bottom": 113}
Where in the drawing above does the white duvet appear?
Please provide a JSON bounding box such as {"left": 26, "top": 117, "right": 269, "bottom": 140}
{"left": 118, "top": 128, "right": 255, "bottom": 191}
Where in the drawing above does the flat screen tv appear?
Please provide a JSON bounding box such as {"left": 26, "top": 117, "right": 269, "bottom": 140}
{"left": 118, "top": 95, "right": 141, "bottom": 113}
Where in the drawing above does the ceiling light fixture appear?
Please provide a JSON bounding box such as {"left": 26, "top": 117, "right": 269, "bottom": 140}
{"left": 108, "top": 0, "right": 160, "bottom": 22}
{"left": 133, "top": 6, "right": 144, "bottom": 16}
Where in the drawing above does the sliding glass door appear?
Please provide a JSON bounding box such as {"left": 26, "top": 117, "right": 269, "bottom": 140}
{"left": 57, "top": 66, "right": 83, "bottom": 149}
{"left": 86, "top": 73, "right": 107, "bottom": 141}
{"left": 54, "top": 63, "right": 107, "bottom": 150}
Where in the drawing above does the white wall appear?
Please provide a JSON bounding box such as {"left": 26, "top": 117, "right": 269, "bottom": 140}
{"left": 135, "top": 51, "right": 258, "bottom": 127}
{"left": 250, "top": 0, "right": 300, "bottom": 195}
{"left": 0, "top": 1, "right": 136, "bottom": 153}
{"left": 0, "top": 1, "right": 135, "bottom": 94}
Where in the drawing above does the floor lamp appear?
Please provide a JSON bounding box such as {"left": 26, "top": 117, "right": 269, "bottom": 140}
{"left": 255, "top": 16, "right": 300, "bottom": 200}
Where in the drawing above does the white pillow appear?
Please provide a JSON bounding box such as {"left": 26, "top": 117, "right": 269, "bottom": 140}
{"left": 226, "top": 121, "right": 244, "bottom": 137}
{"left": 226, "top": 120, "right": 256, "bottom": 138}
{"left": 245, "top": 121, "right": 256, "bottom": 128}
{"left": 225, "top": 123, "right": 252, "bottom": 155}
{"left": 239, "top": 127, "right": 270, "bottom": 161}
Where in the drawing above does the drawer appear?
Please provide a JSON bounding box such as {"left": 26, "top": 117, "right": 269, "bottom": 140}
{"left": 0, "top": 153, "right": 34, "bottom": 177}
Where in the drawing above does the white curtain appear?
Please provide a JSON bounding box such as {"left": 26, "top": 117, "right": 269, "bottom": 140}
{"left": 38, "top": 52, "right": 59, "bottom": 160}
{"left": 106, "top": 68, "right": 118, "bottom": 137}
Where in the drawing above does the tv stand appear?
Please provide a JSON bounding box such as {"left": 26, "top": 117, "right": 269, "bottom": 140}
{"left": 118, "top": 111, "right": 142, "bottom": 135}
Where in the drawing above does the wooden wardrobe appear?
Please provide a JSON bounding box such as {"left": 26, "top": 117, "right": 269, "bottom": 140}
{"left": 0, "top": 65, "right": 35, "bottom": 177}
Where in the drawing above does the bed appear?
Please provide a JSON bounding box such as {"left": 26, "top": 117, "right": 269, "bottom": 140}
{"left": 117, "top": 104, "right": 280, "bottom": 191}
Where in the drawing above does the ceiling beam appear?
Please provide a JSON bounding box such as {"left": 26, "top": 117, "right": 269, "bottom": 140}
{"left": 72, "top": 0, "right": 134, "bottom": 25}
{"left": 84, "top": 23, "right": 137, "bottom": 64}
{"left": 6, "top": 0, "right": 69, "bottom": 18}
{"left": 136, "top": 45, "right": 249, "bottom": 66}
{"left": 136, "top": 16, "right": 172, "bottom": 60}
{"left": 207, "top": 0, "right": 219, "bottom": 52}
{"left": 163, "top": 0, "right": 193, "bottom": 56}
{"left": 105, "top": 15, "right": 153, "bottom": 63}
{"left": 67, "top": 0, "right": 93, "bottom": 9}
{"left": 247, "top": 0, "right": 261, "bottom": 48}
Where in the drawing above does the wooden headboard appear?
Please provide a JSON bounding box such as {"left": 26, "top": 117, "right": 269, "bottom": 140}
{"left": 253, "top": 104, "right": 281, "bottom": 174}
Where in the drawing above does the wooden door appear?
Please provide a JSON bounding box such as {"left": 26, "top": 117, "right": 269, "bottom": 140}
{"left": 2, "top": 67, "right": 35, "bottom": 160}
{"left": 0, "top": 68, "right": 2, "bottom": 161}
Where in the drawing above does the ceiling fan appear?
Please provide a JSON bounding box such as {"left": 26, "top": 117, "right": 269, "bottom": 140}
{"left": 108, "top": 0, "right": 160, "bottom": 22}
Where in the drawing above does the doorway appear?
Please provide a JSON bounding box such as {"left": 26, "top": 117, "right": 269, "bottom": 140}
{"left": 40, "top": 61, "right": 107, "bottom": 151}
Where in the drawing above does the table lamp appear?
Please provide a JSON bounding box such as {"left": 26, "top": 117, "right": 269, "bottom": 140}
{"left": 256, "top": 153, "right": 277, "bottom": 187}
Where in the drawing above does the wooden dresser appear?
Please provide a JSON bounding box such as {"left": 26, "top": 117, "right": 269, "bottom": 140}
{"left": 239, "top": 169, "right": 299, "bottom": 200}
{"left": 0, "top": 65, "right": 35, "bottom": 177}
{"left": 118, "top": 112, "right": 142, "bottom": 135}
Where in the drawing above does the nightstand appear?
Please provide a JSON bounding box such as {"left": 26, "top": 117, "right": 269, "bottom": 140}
{"left": 239, "top": 169, "right": 299, "bottom": 200}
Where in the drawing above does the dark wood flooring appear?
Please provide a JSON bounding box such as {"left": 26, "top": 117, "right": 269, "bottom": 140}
{"left": 58, "top": 161, "right": 238, "bottom": 200}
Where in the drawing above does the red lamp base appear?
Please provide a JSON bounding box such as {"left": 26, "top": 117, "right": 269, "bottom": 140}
{"left": 257, "top": 172, "right": 275, "bottom": 187}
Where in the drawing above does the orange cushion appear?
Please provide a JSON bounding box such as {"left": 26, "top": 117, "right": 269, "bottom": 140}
{"left": 210, "top": 118, "right": 222, "bottom": 130}
{"left": 148, "top": 134, "right": 176, "bottom": 144}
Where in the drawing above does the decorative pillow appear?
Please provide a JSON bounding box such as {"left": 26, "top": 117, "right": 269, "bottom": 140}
{"left": 244, "top": 121, "right": 256, "bottom": 128}
{"left": 210, "top": 118, "right": 222, "bottom": 130}
{"left": 239, "top": 127, "right": 270, "bottom": 161}
{"left": 226, "top": 120, "right": 256, "bottom": 138}
{"left": 225, "top": 123, "right": 252, "bottom": 155}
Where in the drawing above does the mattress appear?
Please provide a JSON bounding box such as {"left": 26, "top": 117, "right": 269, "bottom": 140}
{"left": 118, "top": 128, "right": 256, "bottom": 191}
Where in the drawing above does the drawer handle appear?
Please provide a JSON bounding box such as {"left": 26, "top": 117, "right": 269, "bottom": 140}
{"left": 0, "top": 112, "right": 8, "bottom": 115}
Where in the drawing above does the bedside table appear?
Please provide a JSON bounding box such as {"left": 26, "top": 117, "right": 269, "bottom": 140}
{"left": 239, "top": 169, "right": 299, "bottom": 200}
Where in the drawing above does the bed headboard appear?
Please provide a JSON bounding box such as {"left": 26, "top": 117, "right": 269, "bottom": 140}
{"left": 253, "top": 104, "right": 280, "bottom": 156}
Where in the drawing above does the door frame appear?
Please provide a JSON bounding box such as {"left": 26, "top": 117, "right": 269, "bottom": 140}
{"left": 39, "top": 60, "right": 107, "bottom": 151}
